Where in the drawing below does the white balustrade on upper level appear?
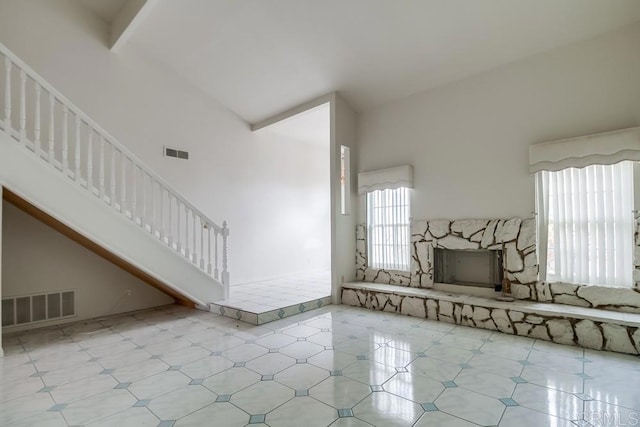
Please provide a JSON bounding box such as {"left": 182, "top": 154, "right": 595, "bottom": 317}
{"left": 0, "top": 43, "right": 229, "bottom": 288}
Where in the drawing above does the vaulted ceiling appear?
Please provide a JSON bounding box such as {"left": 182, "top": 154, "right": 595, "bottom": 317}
{"left": 80, "top": 0, "right": 640, "bottom": 124}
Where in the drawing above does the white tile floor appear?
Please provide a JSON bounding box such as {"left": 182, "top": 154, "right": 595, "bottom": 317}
{"left": 1, "top": 303, "right": 639, "bottom": 426}
{"left": 216, "top": 271, "right": 332, "bottom": 314}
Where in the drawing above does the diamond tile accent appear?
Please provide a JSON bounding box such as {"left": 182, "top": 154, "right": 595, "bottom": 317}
{"left": 297, "top": 337, "right": 307, "bottom": 341}
{"left": 442, "top": 381, "right": 458, "bottom": 388}
{"left": 269, "top": 349, "right": 279, "bottom": 353}
{"left": 356, "top": 355, "right": 368, "bottom": 361}
{"left": 500, "top": 398, "right": 519, "bottom": 407}
{"left": 234, "top": 362, "right": 246, "bottom": 367}
{"left": 211, "top": 351, "right": 222, "bottom": 356}
{"left": 133, "top": 399, "right": 151, "bottom": 407}
{"left": 158, "top": 421, "right": 176, "bottom": 427}
{"left": 216, "top": 394, "right": 231, "bottom": 402}
{"left": 519, "top": 360, "right": 533, "bottom": 366}
{"left": 421, "top": 402, "right": 439, "bottom": 411}
{"left": 459, "top": 363, "right": 472, "bottom": 369}
{"left": 189, "top": 379, "right": 204, "bottom": 385}
{"left": 261, "top": 375, "right": 274, "bottom": 381}
{"left": 278, "top": 309, "right": 286, "bottom": 318}
{"left": 371, "top": 385, "right": 383, "bottom": 392}
{"left": 151, "top": 354, "right": 163, "bottom": 359}
{"left": 330, "top": 370, "right": 343, "bottom": 376}
{"left": 168, "top": 365, "right": 181, "bottom": 371}
{"left": 48, "top": 403, "right": 68, "bottom": 412}
{"left": 396, "top": 367, "right": 408, "bottom": 373}
{"left": 416, "top": 352, "right": 427, "bottom": 357}
{"left": 30, "top": 371, "right": 47, "bottom": 377}
{"left": 338, "top": 408, "right": 354, "bottom": 418}
{"left": 295, "top": 389, "right": 309, "bottom": 397}
{"left": 100, "top": 369, "right": 114, "bottom": 375}
{"left": 249, "top": 414, "right": 266, "bottom": 424}
{"left": 38, "top": 386, "right": 56, "bottom": 393}
{"left": 511, "top": 376, "right": 528, "bottom": 384}
{"left": 575, "top": 393, "right": 594, "bottom": 401}
{"left": 296, "top": 359, "right": 307, "bottom": 364}
{"left": 114, "top": 382, "right": 131, "bottom": 389}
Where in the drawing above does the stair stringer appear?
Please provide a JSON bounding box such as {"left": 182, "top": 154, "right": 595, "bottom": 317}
{"left": 0, "top": 131, "right": 224, "bottom": 308}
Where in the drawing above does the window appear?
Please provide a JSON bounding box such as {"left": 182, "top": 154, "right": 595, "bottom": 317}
{"left": 340, "top": 146, "right": 350, "bottom": 215}
{"left": 536, "top": 161, "right": 634, "bottom": 287}
{"left": 367, "top": 187, "right": 410, "bottom": 271}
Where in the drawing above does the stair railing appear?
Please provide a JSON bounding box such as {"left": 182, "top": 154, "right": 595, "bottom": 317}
{"left": 0, "top": 43, "right": 229, "bottom": 287}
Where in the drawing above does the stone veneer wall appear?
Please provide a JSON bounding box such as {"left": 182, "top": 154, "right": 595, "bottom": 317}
{"left": 355, "top": 217, "right": 640, "bottom": 314}
{"left": 341, "top": 286, "right": 640, "bottom": 355}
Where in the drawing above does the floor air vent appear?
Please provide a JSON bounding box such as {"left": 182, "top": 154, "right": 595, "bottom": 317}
{"left": 2, "top": 290, "right": 76, "bottom": 327}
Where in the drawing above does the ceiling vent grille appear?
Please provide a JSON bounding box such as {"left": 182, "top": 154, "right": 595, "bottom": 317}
{"left": 164, "top": 146, "right": 189, "bottom": 160}
{"left": 2, "top": 290, "right": 76, "bottom": 327}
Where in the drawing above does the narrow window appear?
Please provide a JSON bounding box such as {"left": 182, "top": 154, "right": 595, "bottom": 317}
{"left": 340, "top": 146, "right": 350, "bottom": 215}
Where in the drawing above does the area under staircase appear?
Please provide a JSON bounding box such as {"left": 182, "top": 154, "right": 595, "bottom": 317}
{"left": 0, "top": 43, "right": 229, "bottom": 309}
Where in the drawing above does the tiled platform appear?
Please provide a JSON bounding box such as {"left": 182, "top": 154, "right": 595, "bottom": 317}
{"left": 342, "top": 282, "right": 640, "bottom": 355}
{"left": 211, "top": 271, "right": 332, "bottom": 325}
{"left": 1, "top": 304, "right": 639, "bottom": 426}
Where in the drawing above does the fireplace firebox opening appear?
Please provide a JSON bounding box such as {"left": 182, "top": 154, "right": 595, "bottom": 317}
{"left": 433, "top": 248, "right": 504, "bottom": 289}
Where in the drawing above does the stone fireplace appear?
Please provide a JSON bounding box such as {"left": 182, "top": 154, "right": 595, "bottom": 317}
{"left": 433, "top": 248, "right": 504, "bottom": 289}
{"left": 355, "top": 216, "right": 640, "bottom": 314}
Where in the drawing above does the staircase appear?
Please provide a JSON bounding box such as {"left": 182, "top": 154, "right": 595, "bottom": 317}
{"left": 0, "top": 43, "right": 229, "bottom": 308}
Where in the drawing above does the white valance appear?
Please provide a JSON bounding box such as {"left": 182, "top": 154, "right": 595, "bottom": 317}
{"left": 529, "top": 127, "right": 640, "bottom": 173}
{"left": 358, "top": 165, "right": 413, "bottom": 195}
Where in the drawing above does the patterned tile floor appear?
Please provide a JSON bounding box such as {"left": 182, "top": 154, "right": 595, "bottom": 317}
{"left": 214, "top": 271, "right": 331, "bottom": 314}
{"left": 1, "top": 304, "right": 639, "bottom": 426}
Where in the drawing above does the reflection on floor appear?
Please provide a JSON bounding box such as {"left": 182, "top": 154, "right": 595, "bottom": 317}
{"left": 211, "top": 271, "right": 332, "bottom": 324}
{"left": 2, "top": 304, "right": 640, "bottom": 426}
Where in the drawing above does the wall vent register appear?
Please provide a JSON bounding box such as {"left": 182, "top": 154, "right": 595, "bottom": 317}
{"left": 164, "top": 146, "right": 189, "bottom": 160}
{"left": 2, "top": 290, "right": 76, "bottom": 327}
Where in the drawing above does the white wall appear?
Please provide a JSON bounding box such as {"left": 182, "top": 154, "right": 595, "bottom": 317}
{"left": 357, "top": 23, "right": 640, "bottom": 222}
{"left": 1, "top": 201, "right": 174, "bottom": 331}
{"left": 0, "top": 0, "right": 331, "bottom": 284}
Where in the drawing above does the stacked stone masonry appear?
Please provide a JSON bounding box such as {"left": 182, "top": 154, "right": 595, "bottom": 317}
{"left": 356, "top": 218, "right": 640, "bottom": 314}
{"left": 341, "top": 286, "right": 640, "bottom": 355}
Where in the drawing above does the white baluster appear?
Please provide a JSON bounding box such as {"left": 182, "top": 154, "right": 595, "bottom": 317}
{"left": 199, "top": 216, "right": 205, "bottom": 269}
{"left": 141, "top": 169, "right": 147, "bottom": 226}
{"left": 176, "top": 201, "right": 182, "bottom": 253}
{"left": 132, "top": 164, "right": 138, "bottom": 222}
{"left": 159, "top": 186, "right": 164, "bottom": 241}
{"left": 110, "top": 144, "right": 116, "bottom": 205}
{"left": 74, "top": 115, "right": 81, "bottom": 181}
{"left": 62, "top": 106, "right": 69, "bottom": 173}
{"left": 207, "top": 226, "right": 212, "bottom": 275}
{"left": 120, "top": 152, "right": 126, "bottom": 213}
{"left": 214, "top": 230, "right": 219, "bottom": 280}
{"left": 48, "top": 93, "right": 55, "bottom": 165}
{"left": 150, "top": 175, "right": 156, "bottom": 236}
{"left": 87, "top": 128, "right": 93, "bottom": 190}
{"left": 184, "top": 206, "right": 190, "bottom": 260}
{"left": 99, "top": 136, "right": 105, "bottom": 200}
{"left": 168, "top": 195, "right": 173, "bottom": 247}
{"left": 34, "top": 82, "right": 41, "bottom": 154}
{"left": 87, "top": 127, "right": 93, "bottom": 194}
{"left": 19, "top": 69, "right": 26, "bottom": 143}
{"left": 222, "top": 221, "right": 229, "bottom": 285}
{"left": 4, "top": 57, "right": 11, "bottom": 132}
{"left": 192, "top": 210, "right": 197, "bottom": 264}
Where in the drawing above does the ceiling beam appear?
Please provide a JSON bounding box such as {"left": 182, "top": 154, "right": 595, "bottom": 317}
{"left": 110, "top": 0, "right": 158, "bottom": 52}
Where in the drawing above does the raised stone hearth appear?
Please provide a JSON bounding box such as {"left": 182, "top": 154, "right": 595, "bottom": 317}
{"left": 342, "top": 282, "right": 640, "bottom": 355}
